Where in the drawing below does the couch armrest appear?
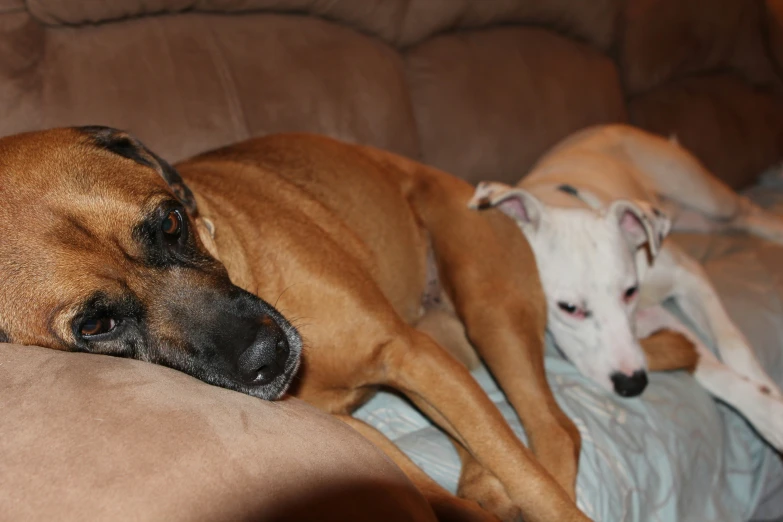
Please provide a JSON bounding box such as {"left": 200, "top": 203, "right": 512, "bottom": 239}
{"left": 0, "top": 344, "right": 435, "bottom": 522}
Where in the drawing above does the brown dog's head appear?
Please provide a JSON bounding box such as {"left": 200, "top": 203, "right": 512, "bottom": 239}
{"left": 0, "top": 126, "right": 300, "bottom": 400}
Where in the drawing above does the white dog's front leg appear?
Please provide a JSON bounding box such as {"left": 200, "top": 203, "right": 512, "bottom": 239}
{"left": 656, "top": 189, "right": 783, "bottom": 243}
{"left": 636, "top": 305, "right": 783, "bottom": 452}
{"left": 730, "top": 195, "right": 783, "bottom": 244}
{"left": 653, "top": 244, "right": 783, "bottom": 400}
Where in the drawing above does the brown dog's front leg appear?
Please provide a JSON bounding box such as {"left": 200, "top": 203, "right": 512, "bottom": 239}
{"left": 453, "top": 443, "right": 520, "bottom": 522}
{"left": 338, "top": 415, "right": 498, "bottom": 522}
{"left": 405, "top": 169, "right": 581, "bottom": 498}
{"left": 456, "top": 297, "right": 581, "bottom": 499}
{"left": 382, "top": 329, "right": 589, "bottom": 522}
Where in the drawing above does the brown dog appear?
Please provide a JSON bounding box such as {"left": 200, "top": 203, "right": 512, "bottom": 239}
{"left": 0, "top": 127, "right": 690, "bottom": 521}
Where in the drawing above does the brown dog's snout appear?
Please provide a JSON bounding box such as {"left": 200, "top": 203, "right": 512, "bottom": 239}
{"left": 237, "top": 318, "right": 291, "bottom": 385}
{"left": 156, "top": 282, "right": 300, "bottom": 399}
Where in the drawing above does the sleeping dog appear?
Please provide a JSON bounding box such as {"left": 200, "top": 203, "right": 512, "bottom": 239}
{"left": 467, "top": 124, "right": 783, "bottom": 452}
{"left": 0, "top": 126, "right": 598, "bottom": 522}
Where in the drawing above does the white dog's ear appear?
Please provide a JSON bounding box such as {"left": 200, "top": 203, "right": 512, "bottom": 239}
{"left": 606, "top": 199, "right": 671, "bottom": 259}
{"left": 468, "top": 181, "right": 544, "bottom": 231}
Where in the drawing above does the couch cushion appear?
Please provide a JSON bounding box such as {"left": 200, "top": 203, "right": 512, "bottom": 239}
{"left": 629, "top": 74, "right": 783, "bottom": 189}
{"left": 0, "top": 11, "right": 420, "bottom": 163}
{"left": 766, "top": 0, "right": 783, "bottom": 77}
{"left": 25, "top": 0, "right": 405, "bottom": 40}
{"left": 25, "top": 0, "right": 622, "bottom": 50}
{"left": 406, "top": 27, "right": 627, "bottom": 187}
{"left": 0, "top": 343, "right": 435, "bottom": 522}
{"left": 0, "top": 0, "right": 22, "bottom": 13}
{"left": 397, "top": 0, "right": 622, "bottom": 49}
{"left": 620, "top": 0, "right": 778, "bottom": 94}
{"left": 26, "top": 0, "right": 193, "bottom": 25}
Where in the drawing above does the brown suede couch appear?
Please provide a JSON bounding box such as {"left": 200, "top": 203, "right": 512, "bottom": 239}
{"left": 2, "top": 0, "right": 783, "bottom": 520}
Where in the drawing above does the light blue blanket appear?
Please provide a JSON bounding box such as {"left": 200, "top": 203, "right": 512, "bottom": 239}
{"left": 354, "top": 180, "right": 783, "bottom": 522}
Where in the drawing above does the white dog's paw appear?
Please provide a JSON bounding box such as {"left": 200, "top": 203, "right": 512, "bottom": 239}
{"left": 753, "top": 391, "right": 783, "bottom": 452}
{"left": 697, "top": 353, "right": 783, "bottom": 452}
{"left": 736, "top": 197, "right": 783, "bottom": 244}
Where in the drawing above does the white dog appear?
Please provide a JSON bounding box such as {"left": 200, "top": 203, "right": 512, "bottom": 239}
{"left": 466, "top": 124, "right": 783, "bottom": 451}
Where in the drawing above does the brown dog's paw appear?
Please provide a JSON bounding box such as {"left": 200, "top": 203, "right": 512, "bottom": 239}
{"left": 457, "top": 466, "right": 521, "bottom": 522}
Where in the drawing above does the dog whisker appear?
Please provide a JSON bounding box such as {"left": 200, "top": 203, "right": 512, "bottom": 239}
{"left": 274, "top": 283, "right": 300, "bottom": 308}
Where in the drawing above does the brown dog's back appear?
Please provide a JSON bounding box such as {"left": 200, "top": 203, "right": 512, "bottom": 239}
{"left": 176, "top": 134, "right": 437, "bottom": 409}
{"left": 179, "top": 134, "right": 429, "bottom": 325}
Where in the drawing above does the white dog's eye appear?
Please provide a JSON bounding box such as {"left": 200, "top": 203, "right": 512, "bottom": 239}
{"left": 623, "top": 286, "right": 638, "bottom": 302}
{"left": 558, "top": 302, "right": 576, "bottom": 313}
{"left": 557, "top": 302, "right": 588, "bottom": 319}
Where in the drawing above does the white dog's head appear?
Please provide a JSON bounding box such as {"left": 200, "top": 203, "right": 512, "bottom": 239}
{"left": 470, "top": 182, "right": 671, "bottom": 397}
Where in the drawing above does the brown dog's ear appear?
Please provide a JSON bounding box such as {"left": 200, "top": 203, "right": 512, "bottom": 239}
{"left": 77, "top": 126, "right": 198, "bottom": 216}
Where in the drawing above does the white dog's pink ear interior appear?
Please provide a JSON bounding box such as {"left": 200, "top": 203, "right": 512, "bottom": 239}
{"left": 496, "top": 196, "right": 530, "bottom": 221}
{"left": 608, "top": 199, "right": 669, "bottom": 259}
{"left": 619, "top": 211, "right": 648, "bottom": 245}
{"left": 469, "top": 182, "right": 542, "bottom": 230}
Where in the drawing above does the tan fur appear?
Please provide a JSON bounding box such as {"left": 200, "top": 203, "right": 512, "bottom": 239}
{"left": 0, "top": 129, "right": 595, "bottom": 521}
{"left": 641, "top": 329, "right": 698, "bottom": 373}
{"left": 415, "top": 307, "right": 481, "bottom": 370}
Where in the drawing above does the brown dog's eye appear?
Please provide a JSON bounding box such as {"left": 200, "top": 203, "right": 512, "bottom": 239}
{"left": 162, "top": 210, "right": 183, "bottom": 238}
{"left": 80, "top": 317, "right": 117, "bottom": 337}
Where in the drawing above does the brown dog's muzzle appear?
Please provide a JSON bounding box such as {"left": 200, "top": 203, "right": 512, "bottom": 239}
{"left": 153, "top": 277, "right": 301, "bottom": 400}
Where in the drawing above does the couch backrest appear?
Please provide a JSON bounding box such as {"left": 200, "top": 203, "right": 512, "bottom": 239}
{"left": 1, "top": 0, "right": 782, "bottom": 188}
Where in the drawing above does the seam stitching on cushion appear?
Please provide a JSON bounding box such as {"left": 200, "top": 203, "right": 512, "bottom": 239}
{"left": 203, "top": 19, "right": 250, "bottom": 141}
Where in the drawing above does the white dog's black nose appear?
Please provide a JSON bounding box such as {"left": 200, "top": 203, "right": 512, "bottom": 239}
{"left": 611, "top": 370, "right": 648, "bottom": 397}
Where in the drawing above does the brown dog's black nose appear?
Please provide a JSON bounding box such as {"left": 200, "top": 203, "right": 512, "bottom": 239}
{"left": 611, "top": 370, "right": 648, "bottom": 398}
{"left": 237, "top": 318, "right": 291, "bottom": 385}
